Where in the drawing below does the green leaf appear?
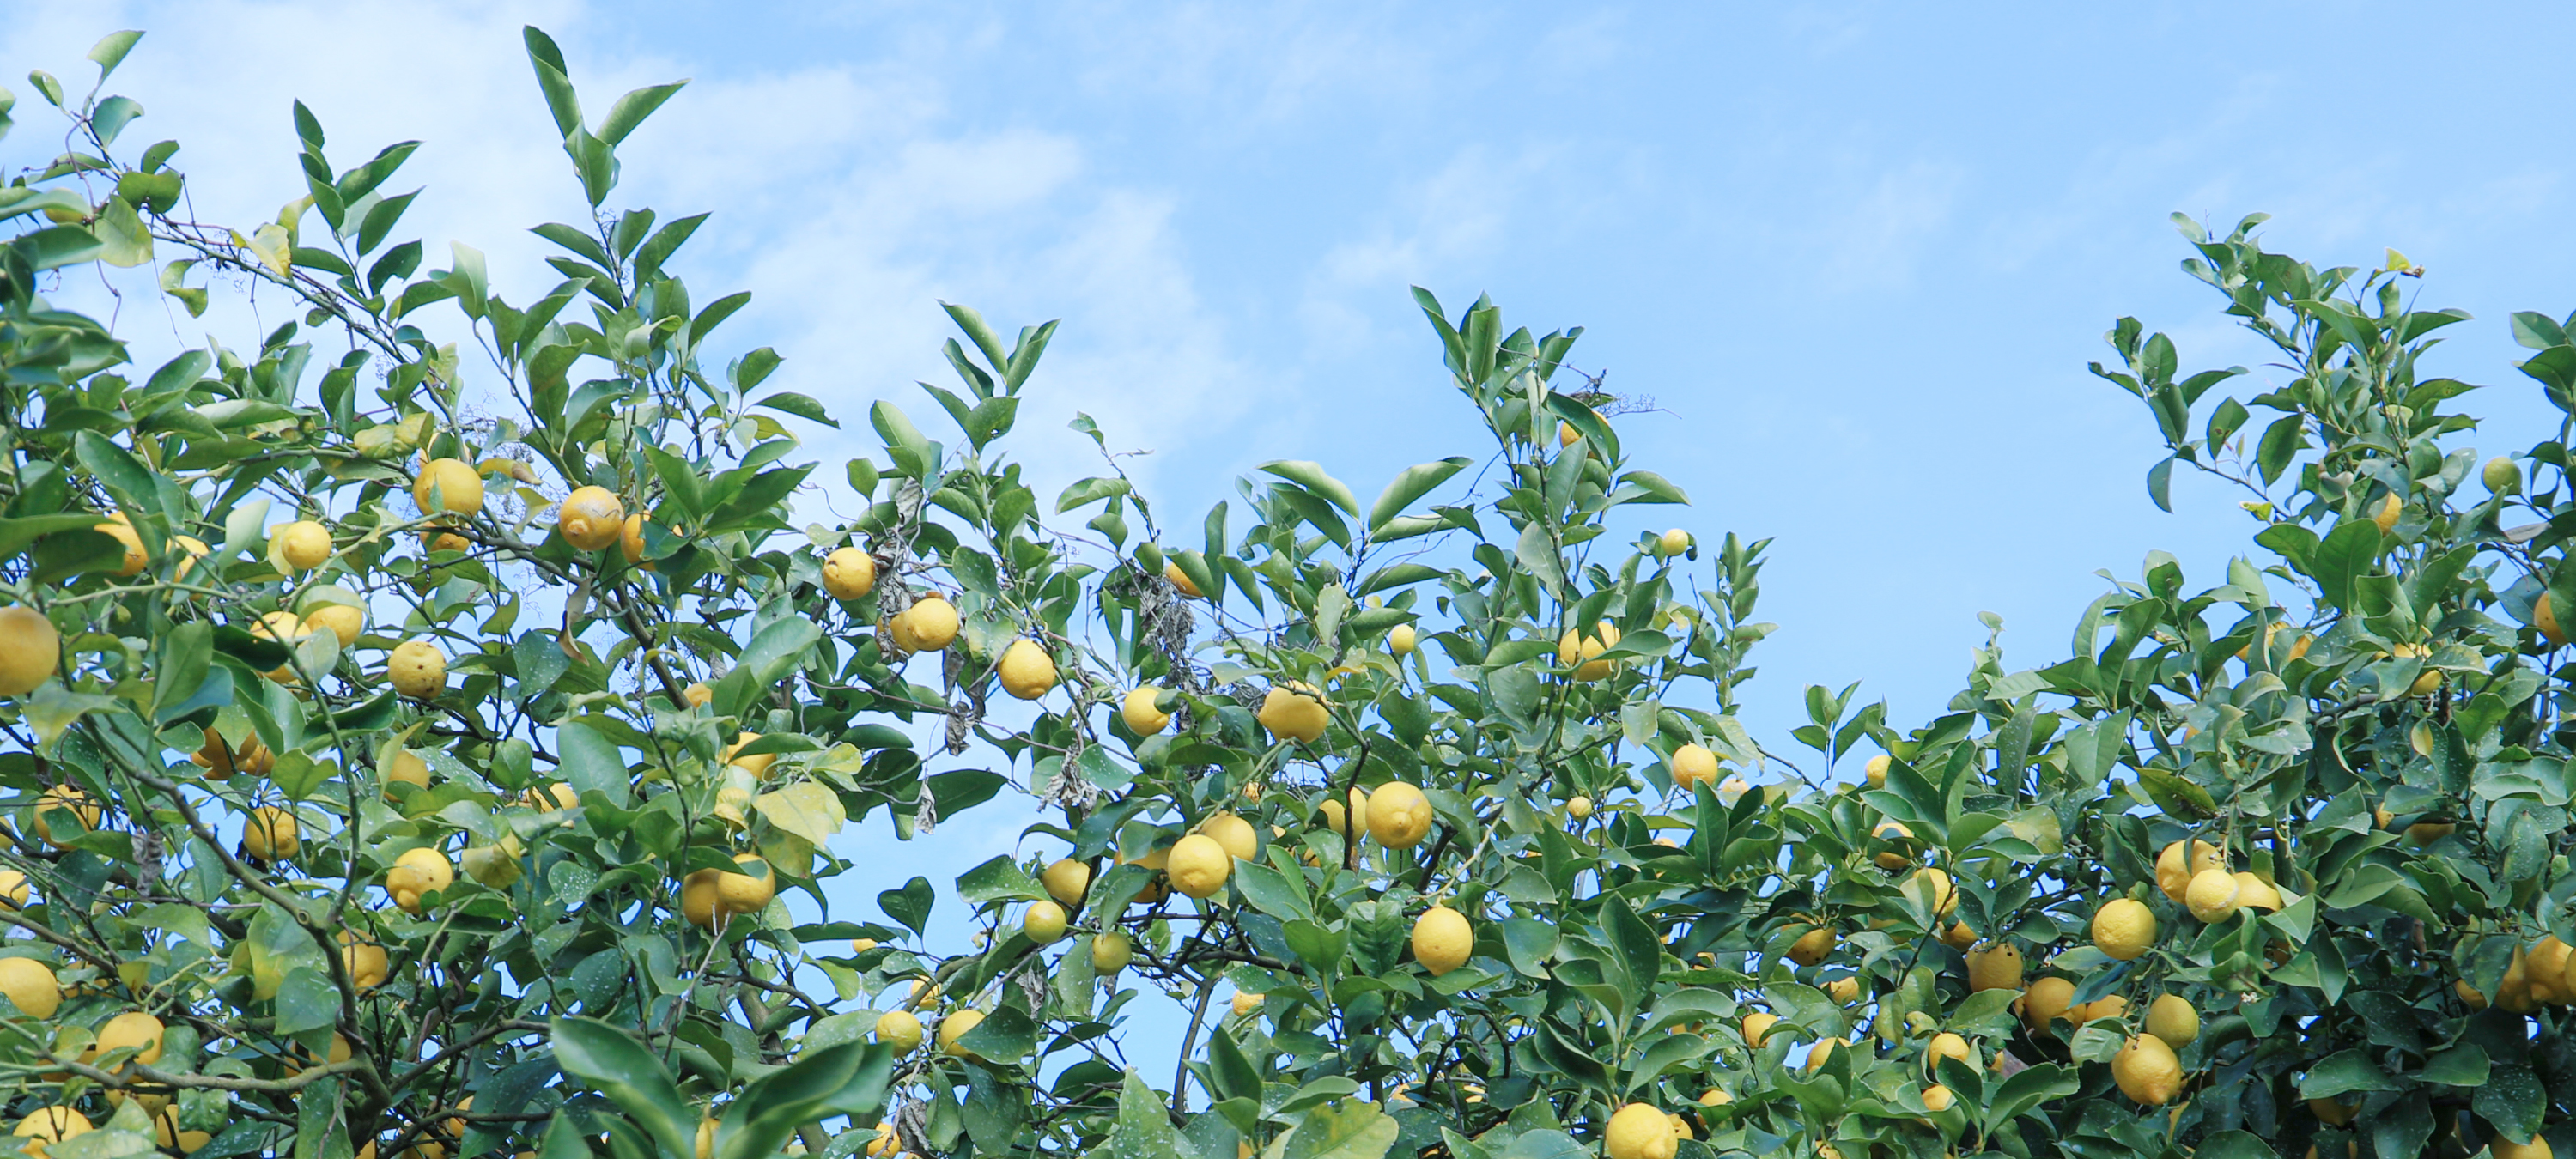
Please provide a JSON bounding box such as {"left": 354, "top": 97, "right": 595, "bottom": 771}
{"left": 954, "top": 1006, "right": 1036, "bottom": 1062}
{"left": 1257, "top": 460, "right": 1358, "bottom": 515}
{"left": 2420, "top": 1044, "right": 2488, "bottom": 1086}
{"left": 275, "top": 966, "right": 336, "bottom": 1035}
{"left": 1515, "top": 521, "right": 1565, "bottom": 599}
{"left": 1280, "top": 1099, "right": 1399, "bottom": 1159}
{"left": 1612, "top": 470, "right": 1690, "bottom": 505}
{"left": 2309, "top": 520, "right": 2384, "bottom": 610}
{"left": 550, "top": 1016, "right": 696, "bottom": 1159}
{"left": 2195, "top": 1132, "right": 2272, "bottom": 1159}
{"left": 879, "top": 877, "right": 933, "bottom": 936}
{"left": 598, "top": 82, "right": 687, "bottom": 146}
{"left": 752, "top": 391, "right": 838, "bottom": 428}
{"left": 87, "top": 31, "right": 144, "bottom": 79}
{"left": 2476, "top": 1064, "right": 2547, "bottom": 1146}
{"left": 557, "top": 718, "right": 631, "bottom": 808}
{"left": 74, "top": 430, "right": 157, "bottom": 512}
{"left": 955, "top": 855, "right": 1043, "bottom": 904}
{"left": 2300, "top": 1048, "right": 2400, "bottom": 1098}
{"left": 754, "top": 783, "right": 846, "bottom": 847}
{"left": 1367, "top": 458, "right": 1470, "bottom": 532}
{"left": 1103, "top": 1070, "right": 1181, "bottom": 1159}
{"left": 738, "top": 616, "right": 821, "bottom": 688}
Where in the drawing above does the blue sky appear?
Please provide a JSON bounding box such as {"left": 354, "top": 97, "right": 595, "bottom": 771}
{"left": 13, "top": 0, "right": 2576, "bottom": 1053}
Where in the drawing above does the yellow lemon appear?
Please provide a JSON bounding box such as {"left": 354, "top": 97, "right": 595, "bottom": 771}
{"left": 2075, "top": 994, "right": 2129, "bottom": 1024}
{"left": 823, "top": 547, "right": 877, "bottom": 599}
{"left": 12, "top": 1107, "right": 92, "bottom": 1159}
{"left": 1567, "top": 795, "right": 1594, "bottom": 819}
{"left": 0, "top": 871, "right": 27, "bottom": 908}
{"left": 1871, "top": 821, "right": 1914, "bottom": 870}
{"left": 386, "top": 846, "right": 455, "bottom": 914}
{"left": 2542, "top": 592, "right": 2569, "bottom": 647}
{"left": 1698, "top": 1088, "right": 1732, "bottom": 1107}
{"left": 276, "top": 519, "right": 332, "bottom": 571}
{"left": 2184, "top": 868, "right": 2241, "bottom": 923}
{"left": 1092, "top": 931, "right": 1133, "bottom": 974}
{"left": 94, "top": 1010, "right": 165, "bottom": 1069}
{"left": 1367, "top": 781, "right": 1434, "bottom": 848}
{"left": 1741, "top": 1011, "right": 1778, "bottom": 1048}
{"left": 2111, "top": 1034, "right": 2183, "bottom": 1106}
{"left": 556, "top": 486, "right": 625, "bottom": 551}
{"left": 1167, "top": 834, "right": 1231, "bottom": 899}
{"left": 1672, "top": 743, "right": 1720, "bottom": 792}
{"left": 1866, "top": 754, "right": 1890, "bottom": 788}
{"left": 303, "top": 603, "right": 365, "bottom": 646}
{"left": 244, "top": 805, "right": 300, "bottom": 861}
{"left": 32, "top": 787, "right": 100, "bottom": 849}
{"left": 1231, "top": 990, "right": 1261, "bottom": 1016}
{"left": 2233, "top": 871, "right": 2283, "bottom": 913}
{"left": 621, "top": 514, "right": 651, "bottom": 566}
{"left": 1023, "top": 900, "right": 1068, "bottom": 944}
{"left": 2155, "top": 840, "right": 2225, "bottom": 902}
{"left": 1926, "top": 1031, "right": 1973, "bottom": 1073}
{"left": 1042, "top": 859, "right": 1091, "bottom": 907}
{"left": 1258, "top": 685, "right": 1330, "bottom": 743}
{"left": 1825, "top": 975, "right": 1861, "bottom": 1004}
{"left": 1200, "top": 812, "right": 1258, "bottom": 861}
{"left": 722, "top": 731, "right": 776, "bottom": 778}
{"left": 2093, "top": 898, "right": 2156, "bottom": 961}
{"left": 2020, "top": 977, "right": 2076, "bottom": 1031}
{"left": 2146, "top": 993, "right": 2199, "bottom": 1047}
{"left": 714, "top": 853, "right": 775, "bottom": 915}
{"left": 1803, "top": 1037, "right": 1844, "bottom": 1073}
{"left": 943, "top": 1010, "right": 989, "bottom": 1056}
{"left": 387, "top": 640, "right": 447, "bottom": 699}
{"left": 413, "top": 458, "right": 484, "bottom": 516}
{"left": 1388, "top": 623, "right": 1417, "bottom": 655}
{"left": 0, "top": 957, "right": 62, "bottom": 1018}
{"left": 340, "top": 932, "right": 389, "bottom": 990}
{"left": 998, "top": 640, "right": 1058, "bottom": 700}
{"left": 1121, "top": 687, "right": 1170, "bottom": 735}
{"left": 2406, "top": 820, "right": 2456, "bottom": 846}
{"left": 1911, "top": 867, "right": 1957, "bottom": 918}
{"left": 898, "top": 597, "right": 960, "bottom": 651}
{"left": 385, "top": 749, "right": 432, "bottom": 798}
{"left": 875, "top": 1010, "right": 923, "bottom": 1053}
{"left": 683, "top": 682, "right": 713, "bottom": 708}
{"left": 1557, "top": 621, "right": 1623, "bottom": 681}
{"left": 1604, "top": 1102, "right": 1675, "bottom": 1159}
{"left": 1413, "top": 905, "right": 1472, "bottom": 975}
{"left": 0, "top": 606, "right": 60, "bottom": 696}
{"left": 1942, "top": 920, "right": 1977, "bottom": 949}
{"left": 1787, "top": 925, "right": 1838, "bottom": 967}
{"left": 2372, "top": 491, "right": 2402, "bottom": 535}
{"left": 96, "top": 512, "right": 147, "bottom": 575}
{"left": 1658, "top": 528, "right": 1691, "bottom": 556}
{"left": 1163, "top": 560, "right": 1202, "bottom": 598}
{"left": 1923, "top": 1083, "right": 1955, "bottom": 1113}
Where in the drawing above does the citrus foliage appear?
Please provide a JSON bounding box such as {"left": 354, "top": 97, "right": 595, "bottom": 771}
{"left": 8, "top": 24, "right": 2576, "bottom": 1159}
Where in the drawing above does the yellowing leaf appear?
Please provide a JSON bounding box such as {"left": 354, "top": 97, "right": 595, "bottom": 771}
{"left": 755, "top": 780, "right": 846, "bottom": 847}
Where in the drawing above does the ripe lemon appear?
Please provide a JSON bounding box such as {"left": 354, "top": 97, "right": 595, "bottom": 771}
{"left": 1922, "top": 1083, "right": 1955, "bottom": 1113}
{"left": 2371, "top": 492, "right": 2402, "bottom": 535}
{"left": 1163, "top": 561, "right": 1202, "bottom": 598}
{"left": 2530, "top": 938, "right": 2574, "bottom": 1005}
{"left": 94, "top": 1010, "right": 165, "bottom": 1068}
{"left": 1121, "top": 687, "right": 1170, "bottom": 735}
{"left": 2111, "top": 1034, "right": 2183, "bottom": 1105}
{"left": 245, "top": 805, "right": 300, "bottom": 861}
{"left": 1604, "top": 1102, "right": 1675, "bottom": 1159}
{"left": 1741, "top": 1011, "right": 1778, "bottom": 1048}
{"left": 1865, "top": 754, "right": 1890, "bottom": 788}
{"left": 32, "top": 787, "right": 100, "bottom": 849}
{"left": 822, "top": 547, "right": 877, "bottom": 599}
{"left": 1388, "top": 623, "right": 1417, "bottom": 655}
{"left": 2542, "top": 592, "right": 2569, "bottom": 647}
{"left": 897, "top": 597, "right": 960, "bottom": 652}
{"left": 2020, "top": 976, "right": 2075, "bottom": 1030}
{"left": 683, "top": 682, "right": 713, "bottom": 708}
{"left": 1167, "top": 834, "right": 1231, "bottom": 899}
{"left": 387, "top": 640, "right": 447, "bottom": 700}
{"left": 1093, "top": 931, "right": 1133, "bottom": 974}
{"left": 462, "top": 836, "right": 523, "bottom": 888}
{"left": 1042, "top": 859, "right": 1091, "bottom": 907}
{"left": 1367, "top": 781, "right": 1434, "bottom": 848}
{"left": 2092, "top": 898, "right": 2156, "bottom": 960}
{"left": 0, "top": 870, "right": 27, "bottom": 908}
{"left": 1231, "top": 990, "right": 1261, "bottom": 1016}
{"left": 998, "top": 640, "right": 1058, "bottom": 700}
{"left": 276, "top": 519, "right": 332, "bottom": 571}
{"left": 1200, "top": 812, "right": 1258, "bottom": 861}
{"left": 384, "top": 749, "right": 431, "bottom": 798}
{"left": 1671, "top": 743, "right": 1719, "bottom": 791}
{"left": 524, "top": 783, "right": 580, "bottom": 812}
{"left": 1942, "top": 920, "right": 1977, "bottom": 949}
{"left": 695, "top": 1119, "right": 716, "bottom": 1159}
{"left": 876, "top": 1010, "right": 923, "bottom": 1053}
{"left": 2406, "top": 820, "right": 2456, "bottom": 846}
{"left": 2233, "top": 871, "right": 2283, "bottom": 912}
{"left": 0, "top": 606, "right": 60, "bottom": 696}
{"left": 340, "top": 933, "right": 389, "bottom": 990}
{"left": 1911, "top": 867, "right": 1957, "bottom": 918}
{"left": 1926, "top": 1031, "right": 1972, "bottom": 1073}
{"left": 386, "top": 846, "right": 455, "bottom": 914}
{"left": 12, "top": 1107, "right": 92, "bottom": 1159}
{"left": 1024, "top": 900, "right": 1068, "bottom": 944}
{"left": 0, "top": 957, "right": 62, "bottom": 1018}
{"left": 1413, "top": 905, "right": 1472, "bottom": 975}
{"left": 1698, "top": 1088, "right": 1732, "bottom": 1107}
{"left": 1258, "top": 685, "right": 1330, "bottom": 743}
{"left": 1658, "top": 528, "right": 1690, "bottom": 556}
{"left": 1568, "top": 795, "right": 1595, "bottom": 819}
{"left": 302, "top": 603, "right": 365, "bottom": 646}
{"left": 622, "top": 514, "right": 650, "bottom": 566}
{"left": 1871, "top": 821, "right": 1914, "bottom": 870}
{"left": 1787, "top": 925, "right": 1838, "bottom": 967}
{"left": 413, "top": 458, "right": 484, "bottom": 516}
{"left": 714, "top": 853, "right": 775, "bottom": 915}
{"left": 2155, "top": 840, "right": 2225, "bottom": 902}
{"left": 2075, "top": 994, "right": 2129, "bottom": 1023}
{"left": 556, "top": 486, "right": 625, "bottom": 551}
{"left": 720, "top": 731, "right": 776, "bottom": 778}
{"left": 1825, "top": 975, "right": 1861, "bottom": 1003}
{"left": 2146, "top": 993, "right": 2199, "bottom": 1047}
{"left": 96, "top": 512, "right": 147, "bottom": 574}
{"left": 1802, "top": 1037, "right": 1844, "bottom": 1073}
{"left": 2184, "top": 868, "right": 2241, "bottom": 923}
{"left": 1557, "top": 621, "right": 1623, "bottom": 681}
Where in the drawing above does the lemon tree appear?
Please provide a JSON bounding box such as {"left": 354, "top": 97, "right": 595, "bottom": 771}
{"left": 9, "top": 24, "right": 2576, "bottom": 1159}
